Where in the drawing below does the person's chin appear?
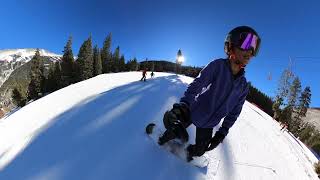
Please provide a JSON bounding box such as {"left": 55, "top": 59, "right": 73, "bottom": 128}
{"left": 242, "top": 60, "right": 249, "bottom": 65}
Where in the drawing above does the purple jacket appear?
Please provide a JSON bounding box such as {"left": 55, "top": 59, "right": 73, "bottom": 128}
{"left": 180, "top": 58, "right": 249, "bottom": 136}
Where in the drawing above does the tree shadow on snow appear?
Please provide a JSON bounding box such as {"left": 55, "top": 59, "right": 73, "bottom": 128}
{"left": 0, "top": 75, "right": 208, "bottom": 180}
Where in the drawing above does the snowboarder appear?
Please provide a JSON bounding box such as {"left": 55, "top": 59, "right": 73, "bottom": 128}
{"left": 157, "top": 26, "right": 261, "bottom": 161}
{"left": 151, "top": 71, "right": 155, "bottom": 78}
{"left": 141, "top": 68, "right": 147, "bottom": 81}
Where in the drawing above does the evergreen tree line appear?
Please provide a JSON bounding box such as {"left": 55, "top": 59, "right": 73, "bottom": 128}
{"left": 246, "top": 82, "right": 274, "bottom": 117}
{"left": 315, "top": 161, "right": 320, "bottom": 177}
{"left": 139, "top": 60, "right": 202, "bottom": 78}
{"left": 11, "top": 36, "right": 203, "bottom": 108}
{"left": 12, "top": 45, "right": 276, "bottom": 111}
{"left": 11, "top": 33, "right": 139, "bottom": 106}
{"left": 272, "top": 69, "right": 319, "bottom": 154}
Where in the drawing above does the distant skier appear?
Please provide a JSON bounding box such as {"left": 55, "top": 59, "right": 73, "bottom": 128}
{"left": 151, "top": 71, "right": 155, "bottom": 78}
{"left": 157, "top": 26, "right": 261, "bottom": 161}
{"left": 141, "top": 69, "right": 147, "bottom": 81}
{"left": 280, "top": 122, "right": 288, "bottom": 132}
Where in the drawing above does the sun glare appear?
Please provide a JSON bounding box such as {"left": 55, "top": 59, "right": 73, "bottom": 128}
{"left": 177, "top": 56, "right": 185, "bottom": 64}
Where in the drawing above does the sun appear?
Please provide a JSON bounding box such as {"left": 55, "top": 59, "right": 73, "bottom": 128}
{"left": 177, "top": 56, "right": 185, "bottom": 64}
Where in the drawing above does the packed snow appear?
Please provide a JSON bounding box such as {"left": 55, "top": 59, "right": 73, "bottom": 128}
{"left": 0, "top": 72, "right": 318, "bottom": 180}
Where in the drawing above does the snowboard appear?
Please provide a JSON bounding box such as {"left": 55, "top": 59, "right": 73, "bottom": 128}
{"left": 145, "top": 123, "right": 209, "bottom": 169}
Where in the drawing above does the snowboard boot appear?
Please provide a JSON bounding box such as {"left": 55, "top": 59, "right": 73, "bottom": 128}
{"left": 186, "top": 140, "right": 210, "bottom": 162}
{"left": 172, "top": 121, "right": 189, "bottom": 143}
{"left": 158, "top": 121, "right": 189, "bottom": 145}
{"left": 186, "top": 144, "right": 195, "bottom": 162}
{"left": 158, "top": 129, "right": 176, "bottom": 145}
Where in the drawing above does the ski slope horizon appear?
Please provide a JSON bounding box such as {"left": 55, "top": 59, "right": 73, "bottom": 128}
{"left": 0, "top": 72, "right": 318, "bottom": 180}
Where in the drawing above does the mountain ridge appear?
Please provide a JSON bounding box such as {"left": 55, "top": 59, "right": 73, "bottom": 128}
{"left": 0, "top": 49, "right": 61, "bottom": 110}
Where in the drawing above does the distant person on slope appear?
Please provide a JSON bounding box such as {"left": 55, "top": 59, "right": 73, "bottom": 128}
{"left": 157, "top": 26, "right": 261, "bottom": 161}
{"left": 140, "top": 68, "right": 147, "bottom": 81}
{"left": 280, "top": 122, "right": 288, "bottom": 132}
{"left": 151, "top": 71, "right": 155, "bottom": 78}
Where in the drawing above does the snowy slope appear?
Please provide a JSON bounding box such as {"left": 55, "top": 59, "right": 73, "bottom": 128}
{"left": 0, "top": 72, "right": 318, "bottom": 180}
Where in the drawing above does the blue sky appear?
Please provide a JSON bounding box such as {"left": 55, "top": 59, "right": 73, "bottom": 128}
{"left": 1, "top": 0, "right": 319, "bottom": 107}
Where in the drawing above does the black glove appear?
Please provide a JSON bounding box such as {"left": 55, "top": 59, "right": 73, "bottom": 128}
{"left": 163, "top": 102, "right": 190, "bottom": 130}
{"left": 206, "top": 131, "right": 225, "bottom": 151}
{"left": 161, "top": 102, "right": 190, "bottom": 143}
{"left": 186, "top": 144, "right": 202, "bottom": 161}
{"left": 187, "top": 141, "right": 209, "bottom": 158}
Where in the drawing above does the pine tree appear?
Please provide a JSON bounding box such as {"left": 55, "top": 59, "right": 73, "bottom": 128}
{"left": 296, "top": 86, "right": 311, "bottom": 119}
{"left": 12, "top": 87, "right": 27, "bottom": 107}
{"left": 28, "top": 49, "right": 44, "bottom": 100}
{"left": 133, "top": 58, "right": 139, "bottom": 71}
{"left": 40, "top": 61, "right": 46, "bottom": 95}
{"left": 61, "top": 37, "right": 75, "bottom": 86}
{"left": 273, "top": 69, "right": 295, "bottom": 128}
{"left": 315, "top": 161, "right": 320, "bottom": 176}
{"left": 53, "top": 61, "right": 63, "bottom": 90}
{"left": 46, "top": 63, "right": 56, "bottom": 93}
{"left": 101, "top": 33, "right": 112, "bottom": 73}
{"left": 93, "top": 45, "right": 102, "bottom": 76}
{"left": 125, "top": 59, "right": 131, "bottom": 71}
{"left": 288, "top": 77, "right": 302, "bottom": 134}
{"left": 28, "top": 78, "right": 39, "bottom": 100}
{"left": 277, "top": 69, "right": 294, "bottom": 105}
{"left": 126, "top": 58, "right": 138, "bottom": 71}
{"left": 76, "top": 36, "right": 94, "bottom": 81}
{"left": 73, "top": 60, "right": 81, "bottom": 83}
{"left": 119, "top": 55, "right": 125, "bottom": 72}
{"left": 112, "top": 46, "right": 120, "bottom": 72}
{"left": 290, "top": 86, "right": 311, "bottom": 136}
{"left": 280, "top": 106, "right": 293, "bottom": 129}
{"left": 272, "top": 95, "right": 283, "bottom": 121}
{"left": 288, "top": 77, "right": 302, "bottom": 108}
{"left": 299, "top": 123, "right": 315, "bottom": 142}
{"left": 151, "top": 61, "right": 155, "bottom": 71}
{"left": 125, "top": 59, "right": 133, "bottom": 71}
{"left": 46, "top": 62, "right": 62, "bottom": 92}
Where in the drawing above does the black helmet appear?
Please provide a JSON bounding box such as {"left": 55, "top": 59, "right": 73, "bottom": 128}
{"left": 224, "top": 26, "right": 261, "bottom": 56}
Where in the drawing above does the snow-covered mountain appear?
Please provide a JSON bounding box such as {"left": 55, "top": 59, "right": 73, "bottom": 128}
{"left": 0, "top": 49, "right": 61, "bottom": 62}
{"left": 0, "top": 72, "right": 318, "bottom": 180}
{"left": 0, "top": 49, "right": 61, "bottom": 87}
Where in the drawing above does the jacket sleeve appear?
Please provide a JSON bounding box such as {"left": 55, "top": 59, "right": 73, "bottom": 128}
{"left": 218, "top": 83, "right": 249, "bottom": 136}
{"left": 180, "top": 61, "right": 215, "bottom": 107}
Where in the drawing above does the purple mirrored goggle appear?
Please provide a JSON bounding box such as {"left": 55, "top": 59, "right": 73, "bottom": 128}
{"left": 238, "top": 33, "right": 260, "bottom": 56}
